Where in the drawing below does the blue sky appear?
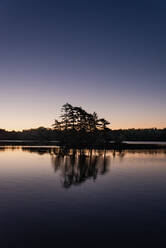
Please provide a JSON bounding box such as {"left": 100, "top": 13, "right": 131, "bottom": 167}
{"left": 0, "top": 0, "right": 166, "bottom": 130}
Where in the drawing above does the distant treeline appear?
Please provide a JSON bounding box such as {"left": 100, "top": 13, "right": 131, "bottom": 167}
{"left": 112, "top": 128, "right": 166, "bottom": 142}
{"left": 0, "top": 127, "right": 166, "bottom": 142}
{"left": 0, "top": 103, "right": 166, "bottom": 146}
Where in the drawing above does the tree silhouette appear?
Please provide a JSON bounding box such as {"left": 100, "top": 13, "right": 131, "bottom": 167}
{"left": 98, "top": 118, "right": 110, "bottom": 131}
{"left": 52, "top": 119, "right": 62, "bottom": 131}
{"left": 51, "top": 103, "right": 112, "bottom": 147}
{"left": 53, "top": 103, "right": 110, "bottom": 133}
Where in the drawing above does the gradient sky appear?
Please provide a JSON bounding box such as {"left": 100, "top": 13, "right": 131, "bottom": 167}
{"left": 0, "top": 0, "right": 166, "bottom": 130}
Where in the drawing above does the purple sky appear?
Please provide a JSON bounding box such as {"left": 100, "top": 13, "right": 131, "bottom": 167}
{"left": 0, "top": 0, "right": 166, "bottom": 130}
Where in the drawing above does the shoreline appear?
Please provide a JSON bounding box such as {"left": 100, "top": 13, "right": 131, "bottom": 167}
{"left": 0, "top": 140, "right": 166, "bottom": 149}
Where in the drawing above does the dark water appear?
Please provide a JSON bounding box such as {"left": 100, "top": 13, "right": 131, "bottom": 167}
{"left": 0, "top": 146, "right": 166, "bottom": 247}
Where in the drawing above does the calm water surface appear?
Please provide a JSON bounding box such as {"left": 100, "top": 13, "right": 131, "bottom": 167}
{"left": 0, "top": 146, "right": 166, "bottom": 247}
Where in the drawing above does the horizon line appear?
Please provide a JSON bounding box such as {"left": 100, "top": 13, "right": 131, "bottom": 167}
{"left": 1, "top": 126, "right": 166, "bottom": 132}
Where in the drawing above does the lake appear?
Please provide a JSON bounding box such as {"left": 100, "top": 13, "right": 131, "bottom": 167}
{"left": 0, "top": 146, "right": 166, "bottom": 247}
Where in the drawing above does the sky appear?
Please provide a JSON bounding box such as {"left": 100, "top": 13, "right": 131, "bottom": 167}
{"left": 0, "top": 0, "right": 166, "bottom": 130}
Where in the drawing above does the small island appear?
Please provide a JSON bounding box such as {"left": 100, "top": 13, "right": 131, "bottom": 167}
{"left": 0, "top": 103, "right": 166, "bottom": 149}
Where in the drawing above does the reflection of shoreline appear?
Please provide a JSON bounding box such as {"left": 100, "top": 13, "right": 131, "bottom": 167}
{"left": 1, "top": 146, "right": 166, "bottom": 156}
{"left": 1, "top": 145, "right": 166, "bottom": 156}
{"left": 0, "top": 146, "right": 166, "bottom": 188}
{"left": 1, "top": 140, "right": 166, "bottom": 150}
{"left": 0, "top": 146, "right": 111, "bottom": 188}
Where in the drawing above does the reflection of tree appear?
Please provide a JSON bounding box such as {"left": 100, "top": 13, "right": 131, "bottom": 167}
{"left": 2, "top": 146, "right": 166, "bottom": 189}
{"left": 21, "top": 147, "right": 166, "bottom": 157}
{"left": 0, "top": 147, "right": 6, "bottom": 152}
{"left": 0, "top": 146, "right": 21, "bottom": 152}
{"left": 51, "top": 148, "right": 110, "bottom": 188}
{"left": 22, "top": 147, "right": 52, "bottom": 155}
{"left": 21, "top": 147, "right": 110, "bottom": 188}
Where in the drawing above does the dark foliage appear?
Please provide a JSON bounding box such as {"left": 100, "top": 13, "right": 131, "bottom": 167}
{"left": 21, "top": 147, "right": 110, "bottom": 188}
{"left": 0, "top": 104, "right": 166, "bottom": 146}
{"left": 52, "top": 103, "right": 111, "bottom": 147}
{"left": 112, "top": 128, "right": 166, "bottom": 142}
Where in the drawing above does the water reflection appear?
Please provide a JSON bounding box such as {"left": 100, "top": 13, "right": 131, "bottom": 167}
{"left": 20, "top": 146, "right": 166, "bottom": 157}
{"left": 1, "top": 146, "right": 166, "bottom": 246}
{"left": 1, "top": 146, "right": 166, "bottom": 189}
{"left": 51, "top": 148, "right": 110, "bottom": 188}
{"left": 22, "top": 147, "right": 110, "bottom": 188}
